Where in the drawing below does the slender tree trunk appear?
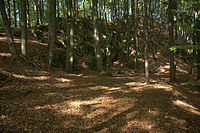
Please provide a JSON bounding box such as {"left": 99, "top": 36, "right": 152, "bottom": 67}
{"left": 34, "top": 0, "right": 39, "bottom": 39}
{"left": 73, "top": 0, "right": 77, "bottom": 17}
{"left": 125, "top": 0, "right": 130, "bottom": 61}
{"left": 104, "top": 0, "right": 110, "bottom": 66}
{"left": 99, "top": 0, "right": 102, "bottom": 19}
{"left": 40, "top": 0, "right": 44, "bottom": 24}
{"left": 76, "top": 0, "right": 79, "bottom": 17}
{"left": 119, "top": 0, "right": 122, "bottom": 17}
{"left": 114, "top": 0, "right": 117, "bottom": 18}
{"left": 0, "top": 16, "right": 2, "bottom": 28}
{"left": 144, "top": 0, "right": 150, "bottom": 84}
{"left": 26, "top": 0, "right": 31, "bottom": 28}
{"left": 0, "top": 0, "right": 18, "bottom": 60}
{"left": 17, "top": 1, "right": 21, "bottom": 26}
{"left": 92, "top": 0, "right": 103, "bottom": 71}
{"left": 110, "top": 0, "right": 113, "bottom": 20}
{"left": 65, "top": 0, "right": 74, "bottom": 73}
{"left": 193, "top": 0, "right": 200, "bottom": 81}
{"left": 21, "top": 0, "right": 27, "bottom": 56}
{"left": 13, "top": 0, "right": 17, "bottom": 28}
{"left": 57, "top": 0, "right": 60, "bottom": 18}
{"left": 168, "top": 0, "right": 176, "bottom": 82}
{"left": 131, "top": 0, "right": 138, "bottom": 72}
{"left": 48, "top": 0, "right": 56, "bottom": 68}
{"left": 6, "top": 0, "right": 11, "bottom": 26}
{"left": 83, "top": 0, "right": 86, "bottom": 18}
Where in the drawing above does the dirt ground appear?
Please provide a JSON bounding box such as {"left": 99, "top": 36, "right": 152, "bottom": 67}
{"left": 0, "top": 32, "right": 200, "bottom": 133}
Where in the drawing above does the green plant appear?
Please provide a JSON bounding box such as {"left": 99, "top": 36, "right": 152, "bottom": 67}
{"left": 115, "top": 69, "right": 125, "bottom": 74}
{"left": 100, "top": 70, "right": 113, "bottom": 76}
{"left": 181, "top": 82, "right": 200, "bottom": 87}
{"left": 149, "top": 69, "right": 157, "bottom": 73}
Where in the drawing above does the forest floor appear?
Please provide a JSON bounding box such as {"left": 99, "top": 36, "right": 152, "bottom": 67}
{"left": 0, "top": 31, "right": 200, "bottom": 133}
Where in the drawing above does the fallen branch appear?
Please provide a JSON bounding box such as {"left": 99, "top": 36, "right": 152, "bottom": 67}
{"left": 19, "top": 54, "right": 41, "bottom": 70}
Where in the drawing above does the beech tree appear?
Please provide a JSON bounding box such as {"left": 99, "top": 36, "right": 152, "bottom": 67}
{"left": 144, "top": 0, "right": 150, "bottom": 84}
{"left": 0, "top": 0, "right": 18, "bottom": 60}
{"left": 65, "top": 0, "right": 74, "bottom": 73}
{"left": 92, "top": 0, "right": 103, "bottom": 71}
{"left": 168, "top": 0, "right": 176, "bottom": 82}
{"left": 21, "top": 0, "right": 27, "bottom": 56}
{"left": 48, "top": 0, "right": 56, "bottom": 68}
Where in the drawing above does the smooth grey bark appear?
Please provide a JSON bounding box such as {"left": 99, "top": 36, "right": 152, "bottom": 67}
{"left": 34, "top": 0, "right": 39, "bottom": 39}
{"left": 104, "top": 0, "right": 110, "bottom": 66}
{"left": 13, "top": 0, "right": 17, "bottom": 28}
{"left": 92, "top": 0, "right": 103, "bottom": 71}
{"left": 17, "top": 1, "right": 21, "bottom": 26}
{"left": 0, "top": 0, "right": 18, "bottom": 60}
{"left": 48, "top": 0, "right": 56, "bottom": 68}
{"left": 21, "top": 0, "right": 27, "bottom": 56}
{"left": 144, "top": 0, "right": 150, "bottom": 84}
{"left": 26, "top": 0, "right": 31, "bottom": 28}
{"left": 65, "top": 0, "right": 74, "bottom": 73}
{"left": 6, "top": 0, "right": 11, "bottom": 26}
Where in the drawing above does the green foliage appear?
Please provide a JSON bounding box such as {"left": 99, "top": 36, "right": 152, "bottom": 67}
{"left": 181, "top": 82, "right": 200, "bottom": 87}
{"left": 185, "top": 28, "right": 200, "bottom": 32}
{"left": 85, "top": 55, "right": 96, "bottom": 70}
{"left": 115, "top": 69, "right": 125, "bottom": 74}
{"left": 149, "top": 69, "right": 157, "bottom": 73}
{"left": 169, "top": 44, "right": 200, "bottom": 51}
{"left": 100, "top": 70, "right": 113, "bottom": 77}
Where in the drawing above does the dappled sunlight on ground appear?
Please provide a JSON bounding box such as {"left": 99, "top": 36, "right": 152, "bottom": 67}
{"left": 157, "top": 64, "right": 170, "bottom": 74}
{"left": 0, "top": 52, "right": 11, "bottom": 57}
{"left": 0, "top": 35, "right": 200, "bottom": 132}
{"left": 12, "top": 73, "right": 49, "bottom": 80}
{"left": 173, "top": 99, "right": 200, "bottom": 115}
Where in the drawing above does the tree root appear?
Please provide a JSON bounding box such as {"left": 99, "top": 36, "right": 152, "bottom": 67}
{"left": 18, "top": 55, "right": 41, "bottom": 70}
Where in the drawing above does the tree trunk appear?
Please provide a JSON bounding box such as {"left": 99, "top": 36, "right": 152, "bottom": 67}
{"left": 26, "top": 0, "right": 31, "bottom": 28}
{"left": 144, "top": 0, "right": 150, "bottom": 84}
{"left": 48, "top": 0, "right": 56, "bottom": 68}
{"left": 92, "top": 0, "right": 103, "bottom": 71}
{"left": 13, "top": 0, "right": 17, "bottom": 28}
{"left": 65, "top": 0, "right": 74, "bottom": 73}
{"left": 193, "top": 0, "right": 200, "bottom": 81}
{"left": 6, "top": 0, "right": 11, "bottom": 26}
{"left": 104, "top": 0, "right": 110, "bottom": 66}
{"left": 57, "top": 0, "right": 60, "bottom": 18}
{"left": 131, "top": 0, "right": 138, "bottom": 72}
{"left": 21, "top": 0, "right": 27, "bottom": 56}
{"left": 168, "top": 0, "right": 176, "bottom": 82}
{"left": 17, "top": 1, "right": 21, "bottom": 26}
{"left": 0, "top": 0, "right": 18, "bottom": 60}
{"left": 125, "top": 0, "right": 130, "bottom": 61}
{"left": 40, "top": 0, "right": 44, "bottom": 24}
{"left": 34, "top": 0, "right": 39, "bottom": 39}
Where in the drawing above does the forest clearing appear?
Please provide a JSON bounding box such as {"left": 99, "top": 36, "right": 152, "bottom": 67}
{"left": 0, "top": 0, "right": 200, "bottom": 132}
